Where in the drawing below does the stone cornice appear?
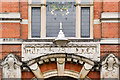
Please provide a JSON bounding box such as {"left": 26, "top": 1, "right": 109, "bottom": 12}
{"left": 0, "top": 38, "right": 120, "bottom": 44}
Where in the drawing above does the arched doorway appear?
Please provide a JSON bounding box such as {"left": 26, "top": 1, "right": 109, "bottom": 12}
{"left": 45, "top": 76, "right": 77, "bottom": 80}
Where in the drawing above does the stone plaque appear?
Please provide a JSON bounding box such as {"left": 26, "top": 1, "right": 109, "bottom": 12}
{"left": 22, "top": 42, "right": 100, "bottom": 61}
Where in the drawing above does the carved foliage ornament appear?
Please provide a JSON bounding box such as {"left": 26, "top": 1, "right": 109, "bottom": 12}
{"left": 102, "top": 54, "right": 119, "bottom": 71}
{"left": 1, "top": 53, "right": 22, "bottom": 78}
{"left": 101, "top": 54, "right": 119, "bottom": 79}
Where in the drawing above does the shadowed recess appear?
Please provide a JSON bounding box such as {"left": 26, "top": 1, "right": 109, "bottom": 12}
{"left": 45, "top": 76, "right": 77, "bottom": 80}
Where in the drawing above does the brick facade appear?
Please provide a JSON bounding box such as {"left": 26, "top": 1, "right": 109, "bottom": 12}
{"left": 0, "top": 0, "right": 120, "bottom": 79}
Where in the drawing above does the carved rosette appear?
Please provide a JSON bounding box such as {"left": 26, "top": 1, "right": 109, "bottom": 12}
{"left": 1, "top": 53, "right": 22, "bottom": 78}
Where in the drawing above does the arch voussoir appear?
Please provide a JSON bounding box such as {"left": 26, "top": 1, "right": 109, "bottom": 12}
{"left": 25, "top": 53, "right": 95, "bottom": 79}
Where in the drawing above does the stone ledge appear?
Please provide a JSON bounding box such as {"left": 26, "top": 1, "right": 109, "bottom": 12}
{"left": 101, "top": 12, "right": 120, "bottom": 20}
{"left": 0, "top": 13, "right": 21, "bottom": 19}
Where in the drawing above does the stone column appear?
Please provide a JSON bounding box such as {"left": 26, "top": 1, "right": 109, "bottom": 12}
{"left": 101, "top": 54, "right": 119, "bottom": 80}
{"left": 1, "top": 53, "right": 22, "bottom": 78}
{"left": 41, "top": 0, "right": 46, "bottom": 38}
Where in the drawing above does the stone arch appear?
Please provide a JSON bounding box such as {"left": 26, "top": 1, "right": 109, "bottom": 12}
{"left": 25, "top": 53, "right": 95, "bottom": 79}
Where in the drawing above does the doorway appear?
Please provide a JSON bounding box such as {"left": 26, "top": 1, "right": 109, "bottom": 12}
{"left": 45, "top": 76, "right": 77, "bottom": 80}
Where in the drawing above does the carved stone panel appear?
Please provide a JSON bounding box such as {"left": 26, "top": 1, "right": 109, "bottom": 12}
{"left": 22, "top": 42, "right": 100, "bottom": 61}
{"left": 1, "top": 53, "right": 22, "bottom": 78}
{"left": 101, "top": 54, "right": 119, "bottom": 80}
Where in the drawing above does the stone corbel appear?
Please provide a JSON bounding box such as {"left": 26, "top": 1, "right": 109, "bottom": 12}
{"left": 79, "top": 63, "right": 94, "bottom": 79}
{"left": 101, "top": 54, "right": 119, "bottom": 79}
{"left": 28, "top": 63, "right": 44, "bottom": 79}
{"left": 57, "top": 58, "right": 65, "bottom": 76}
{"left": 1, "top": 53, "right": 22, "bottom": 78}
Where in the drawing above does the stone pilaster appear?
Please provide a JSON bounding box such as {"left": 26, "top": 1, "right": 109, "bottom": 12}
{"left": 75, "top": 0, "right": 81, "bottom": 38}
{"left": 41, "top": 0, "right": 46, "bottom": 38}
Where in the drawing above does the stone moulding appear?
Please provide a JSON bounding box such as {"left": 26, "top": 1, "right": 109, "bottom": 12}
{"left": 24, "top": 53, "right": 95, "bottom": 79}
{"left": 0, "top": 13, "right": 21, "bottom": 19}
{"left": 0, "top": 13, "right": 22, "bottom": 23}
{"left": 25, "top": 53, "right": 95, "bottom": 67}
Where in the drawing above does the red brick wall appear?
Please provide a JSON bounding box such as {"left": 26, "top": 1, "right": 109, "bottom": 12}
{"left": 20, "top": 1, "right": 28, "bottom": 39}
{"left": 65, "top": 62, "right": 82, "bottom": 72}
{"left": 103, "top": 2, "right": 119, "bottom": 12}
{"left": 100, "top": 45, "right": 119, "bottom": 59}
{"left": 0, "top": 23, "right": 20, "bottom": 38}
{"left": 102, "top": 23, "right": 119, "bottom": 38}
{"left": 0, "top": 1, "right": 28, "bottom": 39}
{"left": 20, "top": 1, "right": 28, "bottom": 19}
{"left": 22, "top": 71, "right": 34, "bottom": 79}
{"left": 40, "top": 63, "right": 57, "bottom": 73}
{"left": 88, "top": 71, "right": 100, "bottom": 79}
{"left": 94, "top": 24, "right": 102, "bottom": 39}
{"left": 94, "top": 1, "right": 103, "bottom": 19}
{"left": 93, "top": 1, "right": 120, "bottom": 39}
{"left": 0, "top": 45, "right": 21, "bottom": 59}
{"left": 1, "top": 1, "right": 20, "bottom": 12}
{"left": 20, "top": 24, "right": 28, "bottom": 39}
{"left": 93, "top": 1, "right": 102, "bottom": 39}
